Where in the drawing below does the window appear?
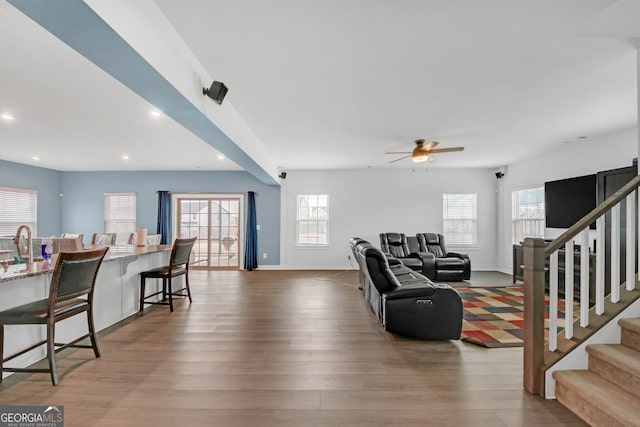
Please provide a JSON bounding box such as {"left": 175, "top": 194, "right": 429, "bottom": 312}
{"left": 442, "top": 193, "right": 477, "bottom": 245}
{"left": 0, "top": 186, "right": 37, "bottom": 236}
{"left": 104, "top": 193, "right": 136, "bottom": 235}
{"left": 512, "top": 186, "right": 544, "bottom": 244}
{"left": 297, "top": 195, "right": 328, "bottom": 245}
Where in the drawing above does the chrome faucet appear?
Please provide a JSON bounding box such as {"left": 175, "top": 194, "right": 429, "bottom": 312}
{"left": 13, "top": 225, "right": 33, "bottom": 267}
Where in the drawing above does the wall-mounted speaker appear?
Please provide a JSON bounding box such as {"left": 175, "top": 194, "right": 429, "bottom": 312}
{"left": 203, "top": 81, "right": 228, "bottom": 105}
{"left": 279, "top": 172, "right": 287, "bottom": 179}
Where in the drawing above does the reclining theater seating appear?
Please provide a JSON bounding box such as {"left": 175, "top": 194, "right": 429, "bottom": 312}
{"left": 350, "top": 238, "right": 462, "bottom": 340}
{"left": 349, "top": 237, "right": 369, "bottom": 291}
{"left": 416, "top": 233, "right": 471, "bottom": 281}
{"left": 379, "top": 233, "right": 436, "bottom": 279}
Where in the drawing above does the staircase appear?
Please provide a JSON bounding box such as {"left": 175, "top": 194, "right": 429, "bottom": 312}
{"left": 553, "top": 318, "right": 640, "bottom": 426}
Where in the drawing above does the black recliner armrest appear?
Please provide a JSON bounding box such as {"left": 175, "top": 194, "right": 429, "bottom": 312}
{"left": 385, "top": 256, "right": 402, "bottom": 266}
{"left": 384, "top": 284, "right": 462, "bottom": 340}
{"left": 447, "top": 252, "right": 471, "bottom": 280}
{"left": 414, "top": 251, "right": 436, "bottom": 280}
{"left": 385, "top": 282, "right": 436, "bottom": 299}
{"left": 447, "top": 251, "right": 468, "bottom": 260}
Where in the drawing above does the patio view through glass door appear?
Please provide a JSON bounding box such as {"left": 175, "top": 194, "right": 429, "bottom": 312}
{"left": 178, "top": 197, "right": 241, "bottom": 270}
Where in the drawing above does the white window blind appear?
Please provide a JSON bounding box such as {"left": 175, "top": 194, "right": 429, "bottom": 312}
{"left": 512, "top": 186, "right": 545, "bottom": 244}
{"left": 297, "top": 194, "right": 329, "bottom": 245}
{"left": 0, "top": 186, "right": 37, "bottom": 236}
{"left": 443, "top": 193, "right": 477, "bottom": 245}
{"left": 104, "top": 193, "right": 136, "bottom": 234}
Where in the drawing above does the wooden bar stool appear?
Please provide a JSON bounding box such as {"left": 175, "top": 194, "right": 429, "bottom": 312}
{"left": 0, "top": 247, "right": 109, "bottom": 385}
{"left": 139, "top": 237, "right": 196, "bottom": 313}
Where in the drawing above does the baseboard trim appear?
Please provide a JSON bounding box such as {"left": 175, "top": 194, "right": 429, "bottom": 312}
{"left": 257, "top": 264, "right": 506, "bottom": 272}
{"left": 257, "top": 264, "right": 358, "bottom": 271}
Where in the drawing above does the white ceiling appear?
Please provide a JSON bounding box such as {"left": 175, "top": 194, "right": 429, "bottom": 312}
{"left": 1, "top": 0, "right": 638, "bottom": 174}
{"left": 0, "top": 1, "right": 241, "bottom": 172}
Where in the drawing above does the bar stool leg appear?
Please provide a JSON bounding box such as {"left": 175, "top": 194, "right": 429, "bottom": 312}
{"left": 162, "top": 278, "right": 167, "bottom": 301}
{"left": 47, "top": 321, "right": 58, "bottom": 385}
{"left": 139, "top": 276, "right": 146, "bottom": 312}
{"left": 87, "top": 304, "right": 101, "bottom": 358}
{"left": 0, "top": 324, "right": 4, "bottom": 384}
{"left": 168, "top": 276, "right": 174, "bottom": 312}
{"left": 185, "top": 272, "right": 192, "bottom": 303}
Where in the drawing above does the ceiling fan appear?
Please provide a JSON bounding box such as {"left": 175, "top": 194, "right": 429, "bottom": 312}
{"left": 386, "top": 139, "right": 464, "bottom": 163}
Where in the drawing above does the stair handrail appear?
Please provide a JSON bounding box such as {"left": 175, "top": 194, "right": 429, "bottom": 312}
{"left": 524, "top": 173, "right": 640, "bottom": 397}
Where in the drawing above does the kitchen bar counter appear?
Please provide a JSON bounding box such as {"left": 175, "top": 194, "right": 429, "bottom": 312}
{"left": 0, "top": 244, "right": 172, "bottom": 283}
{"left": 0, "top": 244, "right": 175, "bottom": 377}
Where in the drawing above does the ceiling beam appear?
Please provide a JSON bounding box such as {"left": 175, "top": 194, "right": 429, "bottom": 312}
{"left": 8, "top": 0, "right": 279, "bottom": 185}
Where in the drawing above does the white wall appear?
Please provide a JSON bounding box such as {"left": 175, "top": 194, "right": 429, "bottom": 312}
{"left": 496, "top": 127, "right": 638, "bottom": 273}
{"left": 279, "top": 168, "right": 498, "bottom": 269}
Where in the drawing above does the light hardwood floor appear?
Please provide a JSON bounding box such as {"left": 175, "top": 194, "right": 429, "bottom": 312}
{"left": 0, "top": 270, "right": 585, "bottom": 426}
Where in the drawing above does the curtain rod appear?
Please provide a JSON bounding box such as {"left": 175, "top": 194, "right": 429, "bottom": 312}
{"left": 155, "top": 191, "right": 258, "bottom": 196}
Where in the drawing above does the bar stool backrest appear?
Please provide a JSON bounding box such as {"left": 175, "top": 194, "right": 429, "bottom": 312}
{"left": 147, "top": 234, "right": 162, "bottom": 245}
{"left": 60, "top": 233, "right": 84, "bottom": 241}
{"left": 49, "top": 248, "right": 108, "bottom": 305}
{"left": 92, "top": 233, "right": 116, "bottom": 246}
{"left": 170, "top": 237, "right": 197, "bottom": 268}
{"left": 52, "top": 237, "right": 83, "bottom": 253}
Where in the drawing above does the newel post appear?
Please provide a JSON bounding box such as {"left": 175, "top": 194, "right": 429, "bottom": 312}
{"left": 523, "top": 237, "right": 546, "bottom": 396}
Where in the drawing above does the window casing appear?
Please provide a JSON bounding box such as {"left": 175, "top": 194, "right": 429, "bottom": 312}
{"left": 512, "top": 186, "right": 545, "bottom": 244}
{"left": 104, "top": 193, "right": 136, "bottom": 235}
{"left": 0, "top": 186, "right": 37, "bottom": 236}
{"left": 296, "top": 195, "right": 329, "bottom": 246}
{"left": 442, "top": 193, "right": 477, "bottom": 246}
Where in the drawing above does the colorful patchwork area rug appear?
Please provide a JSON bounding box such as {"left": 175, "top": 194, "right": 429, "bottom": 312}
{"left": 457, "top": 286, "right": 576, "bottom": 348}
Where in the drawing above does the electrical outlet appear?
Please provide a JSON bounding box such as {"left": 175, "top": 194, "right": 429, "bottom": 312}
{"left": 347, "top": 255, "right": 351, "bottom": 260}
{"left": 263, "top": 253, "right": 267, "bottom": 259}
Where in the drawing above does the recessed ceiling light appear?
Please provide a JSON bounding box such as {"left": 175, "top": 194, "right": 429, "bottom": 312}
{"left": 122, "top": 154, "right": 130, "bottom": 160}
{"left": 150, "top": 110, "right": 162, "bottom": 117}
{"left": 1, "top": 114, "right": 15, "bottom": 120}
{"left": 32, "top": 156, "right": 40, "bottom": 161}
{"left": 578, "top": 136, "right": 588, "bottom": 139}
{"left": 217, "top": 154, "right": 225, "bottom": 160}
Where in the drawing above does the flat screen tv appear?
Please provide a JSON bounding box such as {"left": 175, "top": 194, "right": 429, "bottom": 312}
{"left": 545, "top": 174, "right": 597, "bottom": 229}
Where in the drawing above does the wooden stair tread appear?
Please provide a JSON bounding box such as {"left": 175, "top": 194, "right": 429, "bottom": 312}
{"left": 618, "top": 318, "right": 640, "bottom": 333}
{"left": 553, "top": 370, "right": 640, "bottom": 423}
{"left": 587, "top": 344, "right": 640, "bottom": 377}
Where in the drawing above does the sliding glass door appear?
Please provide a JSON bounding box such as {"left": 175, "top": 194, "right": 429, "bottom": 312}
{"left": 177, "top": 197, "right": 241, "bottom": 270}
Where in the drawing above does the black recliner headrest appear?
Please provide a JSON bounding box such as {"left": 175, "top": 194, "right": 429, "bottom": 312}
{"left": 385, "top": 233, "right": 404, "bottom": 245}
{"left": 350, "top": 237, "right": 368, "bottom": 247}
{"left": 424, "top": 233, "right": 440, "bottom": 245}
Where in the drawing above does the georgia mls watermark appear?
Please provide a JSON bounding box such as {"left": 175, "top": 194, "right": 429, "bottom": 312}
{"left": 0, "top": 406, "right": 63, "bottom": 427}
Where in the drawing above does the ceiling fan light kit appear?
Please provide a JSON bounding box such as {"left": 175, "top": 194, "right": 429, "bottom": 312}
{"left": 386, "top": 139, "right": 464, "bottom": 164}
{"left": 412, "top": 150, "right": 429, "bottom": 163}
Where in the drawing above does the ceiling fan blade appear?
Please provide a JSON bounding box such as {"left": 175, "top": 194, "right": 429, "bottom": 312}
{"left": 424, "top": 140, "right": 439, "bottom": 151}
{"left": 388, "top": 154, "right": 412, "bottom": 163}
{"left": 385, "top": 151, "right": 412, "bottom": 154}
{"left": 428, "top": 147, "right": 464, "bottom": 154}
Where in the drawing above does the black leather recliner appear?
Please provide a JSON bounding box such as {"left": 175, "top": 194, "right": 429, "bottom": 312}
{"left": 379, "top": 233, "right": 436, "bottom": 279}
{"left": 349, "top": 237, "right": 369, "bottom": 291}
{"left": 359, "top": 242, "right": 462, "bottom": 340}
{"left": 416, "top": 233, "right": 471, "bottom": 281}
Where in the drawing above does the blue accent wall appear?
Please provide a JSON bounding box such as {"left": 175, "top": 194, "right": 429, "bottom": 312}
{"left": 0, "top": 159, "right": 62, "bottom": 236}
{"left": 0, "top": 161, "right": 280, "bottom": 265}
{"left": 61, "top": 170, "right": 281, "bottom": 264}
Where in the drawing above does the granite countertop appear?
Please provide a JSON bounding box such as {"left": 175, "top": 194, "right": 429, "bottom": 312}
{"left": 0, "top": 244, "right": 172, "bottom": 283}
